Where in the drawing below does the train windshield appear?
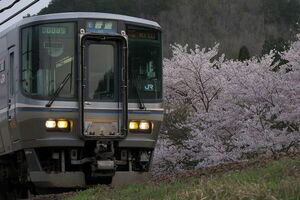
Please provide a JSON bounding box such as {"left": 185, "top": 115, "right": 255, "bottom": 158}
{"left": 21, "top": 22, "right": 76, "bottom": 98}
{"left": 127, "top": 26, "right": 162, "bottom": 101}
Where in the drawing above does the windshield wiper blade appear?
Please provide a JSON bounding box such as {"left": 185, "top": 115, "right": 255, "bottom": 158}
{"left": 46, "top": 73, "right": 71, "bottom": 108}
{"left": 135, "top": 85, "right": 146, "bottom": 110}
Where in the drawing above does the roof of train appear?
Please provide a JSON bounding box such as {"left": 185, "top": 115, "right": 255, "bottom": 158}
{"left": 0, "top": 12, "right": 161, "bottom": 38}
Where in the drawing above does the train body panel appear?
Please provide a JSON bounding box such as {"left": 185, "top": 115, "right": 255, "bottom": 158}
{"left": 0, "top": 12, "right": 163, "bottom": 194}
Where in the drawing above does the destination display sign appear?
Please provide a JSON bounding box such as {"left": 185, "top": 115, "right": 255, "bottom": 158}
{"left": 127, "top": 29, "right": 159, "bottom": 41}
{"left": 86, "top": 20, "right": 117, "bottom": 33}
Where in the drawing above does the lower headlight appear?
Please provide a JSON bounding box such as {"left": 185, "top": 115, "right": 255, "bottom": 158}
{"left": 45, "top": 120, "right": 56, "bottom": 129}
{"left": 129, "top": 120, "right": 152, "bottom": 133}
{"left": 129, "top": 121, "right": 139, "bottom": 130}
{"left": 139, "top": 121, "right": 151, "bottom": 130}
{"left": 57, "top": 120, "right": 69, "bottom": 129}
{"left": 45, "top": 119, "right": 71, "bottom": 132}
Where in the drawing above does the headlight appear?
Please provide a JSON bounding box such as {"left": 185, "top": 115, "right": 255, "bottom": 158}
{"left": 139, "top": 121, "right": 151, "bottom": 130}
{"left": 45, "top": 120, "right": 56, "bottom": 129}
{"left": 129, "top": 121, "right": 139, "bottom": 130}
{"left": 45, "top": 119, "right": 71, "bottom": 132}
{"left": 57, "top": 120, "right": 69, "bottom": 129}
{"left": 129, "top": 120, "right": 152, "bottom": 133}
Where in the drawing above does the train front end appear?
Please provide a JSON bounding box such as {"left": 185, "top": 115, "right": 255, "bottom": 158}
{"left": 9, "top": 13, "right": 163, "bottom": 189}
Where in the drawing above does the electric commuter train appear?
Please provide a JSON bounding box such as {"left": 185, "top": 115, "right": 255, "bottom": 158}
{"left": 0, "top": 12, "right": 163, "bottom": 195}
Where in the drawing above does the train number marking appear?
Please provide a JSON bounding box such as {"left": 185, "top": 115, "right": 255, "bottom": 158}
{"left": 0, "top": 74, "right": 5, "bottom": 84}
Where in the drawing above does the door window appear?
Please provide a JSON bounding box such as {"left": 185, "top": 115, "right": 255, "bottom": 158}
{"left": 87, "top": 44, "right": 115, "bottom": 100}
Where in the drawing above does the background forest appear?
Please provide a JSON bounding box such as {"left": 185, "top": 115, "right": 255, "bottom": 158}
{"left": 39, "top": 0, "right": 300, "bottom": 58}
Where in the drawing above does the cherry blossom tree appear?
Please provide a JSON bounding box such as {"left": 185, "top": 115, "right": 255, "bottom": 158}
{"left": 152, "top": 36, "right": 300, "bottom": 173}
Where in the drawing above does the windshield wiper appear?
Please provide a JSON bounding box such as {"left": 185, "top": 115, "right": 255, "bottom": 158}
{"left": 135, "top": 85, "right": 146, "bottom": 110}
{"left": 46, "top": 73, "right": 71, "bottom": 107}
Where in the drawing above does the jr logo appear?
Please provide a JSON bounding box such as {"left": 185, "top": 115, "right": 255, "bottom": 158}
{"left": 144, "top": 84, "right": 154, "bottom": 91}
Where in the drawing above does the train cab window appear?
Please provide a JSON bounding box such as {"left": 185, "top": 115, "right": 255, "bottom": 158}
{"left": 21, "top": 22, "right": 76, "bottom": 99}
{"left": 127, "top": 25, "right": 162, "bottom": 101}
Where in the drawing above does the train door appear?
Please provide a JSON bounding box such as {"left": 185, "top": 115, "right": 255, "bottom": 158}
{"left": 7, "top": 48, "right": 19, "bottom": 142}
{"left": 80, "top": 35, "right": 128, "bottom": 139}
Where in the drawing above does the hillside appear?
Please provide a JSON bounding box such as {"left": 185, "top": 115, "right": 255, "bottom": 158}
{"left": 39, "top": 0, "right": 300, "bottom": 58}
{"left": 63, "top": 154, "right": 300, "bottom": 200}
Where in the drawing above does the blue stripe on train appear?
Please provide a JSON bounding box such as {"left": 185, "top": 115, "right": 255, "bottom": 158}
{"left": 16, "top": 107, "right": 163, "bottom": 115}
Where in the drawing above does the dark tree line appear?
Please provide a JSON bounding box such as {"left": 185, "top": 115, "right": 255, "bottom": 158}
{"left": 39, "top": 0, "right": 172, "bottom": 18}
{"left": 39, "top": 0, "right": 300, "bottom": 58}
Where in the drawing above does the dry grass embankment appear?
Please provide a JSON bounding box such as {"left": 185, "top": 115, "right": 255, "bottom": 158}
{"left": 68, "top": 153, "right": 300, "bottom": 200}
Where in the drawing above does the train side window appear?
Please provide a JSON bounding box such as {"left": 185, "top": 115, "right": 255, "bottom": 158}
{"left": 9, "top": 52, "right": 14, "bottom": 95}
{"left": 0, "top": 59, "right": 4, "bottom": 72}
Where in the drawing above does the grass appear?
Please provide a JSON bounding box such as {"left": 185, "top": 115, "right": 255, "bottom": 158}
{"left": 68, "top": 155, "right": 300, "bottom": 200}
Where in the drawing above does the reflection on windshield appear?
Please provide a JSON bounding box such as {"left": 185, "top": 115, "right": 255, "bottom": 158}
{"left": 127, "top": 26, "right": 162, "bottom": 101}
{"left": 21, "top": 22, "right": 75, "bottom": 98}
{"left": 129, "top": 44, "right": 161, "bottom": 99}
